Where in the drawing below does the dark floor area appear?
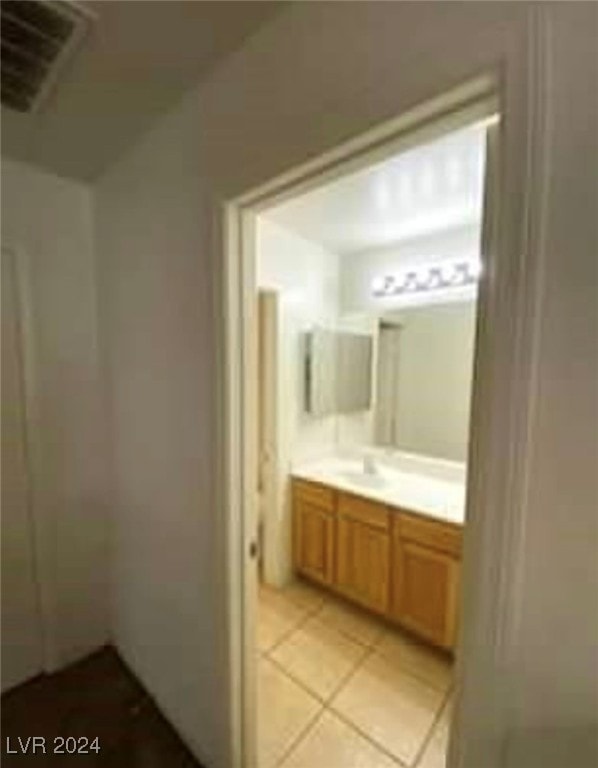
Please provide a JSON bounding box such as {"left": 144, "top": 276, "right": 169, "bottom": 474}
{"left": 1, "top": 646, "right": 203, "bottom": 767}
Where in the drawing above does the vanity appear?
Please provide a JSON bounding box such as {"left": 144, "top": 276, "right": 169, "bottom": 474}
{"left": 287, "top": 298, "right": 473, "bottom": 652}
{"left": 291, "top": 457, "right": 465, "bottom": 651}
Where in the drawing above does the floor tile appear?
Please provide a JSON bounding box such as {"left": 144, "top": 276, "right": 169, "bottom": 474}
{"left": 331, "top": 652, "right": 444, "bottom": 766}
{"left": 279, "top": 578, "right": 328, "bottom": 613}
{"left": 317, "top": 598, "right": 385, "bottom": 647}
{"left": 375, "top": 630, "right": 453, "bottom": 692}
{"left": 258, "top": 658, "right": 321, "bottom": 768}
{"left": 258, "top": 590, "right": 307, "bottom": 653}
{"left": 281, "top": 710, "right": 399, "bottom": 768}
{"left": 416, "top": 697, "right": 452, "bottom": 768}
{"left": 271, "top": 616, "right": 366, "bottom": 700}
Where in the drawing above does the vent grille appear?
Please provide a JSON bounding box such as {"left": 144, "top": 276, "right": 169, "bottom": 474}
{"left": 1, "top": 0, "right": 91, "bottom": 113}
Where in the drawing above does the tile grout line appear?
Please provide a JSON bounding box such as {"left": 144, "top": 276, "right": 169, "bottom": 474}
{"left": 316, "top": 608, "right": 387, "bottom": 651}
{"left": 258, "top": 596, "right": 327, "bottom": 767}
{"left": 324, "top": 642, "right": 373, "bottom": 706}
{"left": 262, "top": 595, "right": 381, "bottom": 702}
{"left": 274, "top": 703, "right": 327, "bottom": 768}
{"left": 260, "top": 596, "right": 324, "bottom": 656}
{"left": 265, "top": 653, "right": 328, "bottom": 706}
{"left": 260, "top": 584, "right": 452, "bottom": 768}
{"left": 327, "top": 626, "right": 385, "bottom": 650}
{"left": 268, "top": 648, "right": 408, "bottom": 768}
{"left": 262, "top": 642, "right": 447, "bottom": 768}
{"left": 325, "top": 640, "right": 447, "bottom": 768}
{"left": 263, "top": 589, "right": 381, "bottom": 660}
{"left": 410, "top": 682, "right": 454, "bottom": 768}
{"left": 269, "top": 637, "right": 408, "bottom": 768}
{"left": 261, "top": 593, "right": 386, "bottom": 765}
{"left": 327, "top": 705, "right": 408, "bottom": 768}
{"left": 265, "top": 621, "right": 373, "bottom": 707}
{"left": 263, "top": 582, "right": 388, "bottom": 654}
{"left": 369, "top": 652, "right": 454, "bottom": 699}
{"left": 265, "top": 595, "right": 385, "bottom": 705}
{"left": 331, "top": 629, "right": 453, "bottom": 707}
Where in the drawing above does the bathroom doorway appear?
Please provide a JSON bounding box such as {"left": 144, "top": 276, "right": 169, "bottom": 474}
{"left": 251, "top": 119, "right": 486, "bottom": 768}
{"left": 222, "top": 78, "right": 518, "bottom": 768}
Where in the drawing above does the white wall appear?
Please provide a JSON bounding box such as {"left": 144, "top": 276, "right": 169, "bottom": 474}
{"left": 94, "top": 91, "right": 222, "bottom": 765}
{"left": 93, "top": 4, "right": 597, "bottom": 768}
{"left": 256, "top": 217, "right": 339, "bottom": 585}
{"left": 1, "top": 246, "right": 44, "bottom": 691}
{"left": 1, "top": 159, "right": 109, "bottom": 670}
{"left": 340, "top": 224, "right": 480, "bottom": 314}
{"left": 257, "top": 217, "right": 340, "bottom": 465}
{"left": 383, "top": 302, "right": 477, "bottom": 462}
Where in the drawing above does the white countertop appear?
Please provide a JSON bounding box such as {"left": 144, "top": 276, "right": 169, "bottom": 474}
{"left": 292, "top": 456, "right": 466, "bottom": 526}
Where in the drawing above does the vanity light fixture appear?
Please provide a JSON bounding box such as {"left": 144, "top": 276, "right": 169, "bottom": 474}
{"left": 371, "top": 258, "right": 481, "bottom": 298}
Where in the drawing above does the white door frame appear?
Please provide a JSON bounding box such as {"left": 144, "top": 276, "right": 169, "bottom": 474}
{"left": 220, "top": 50, "right": 548, "bottom": 767}
{"left": 257, "top": 290, "right": 282, "bottom": 586}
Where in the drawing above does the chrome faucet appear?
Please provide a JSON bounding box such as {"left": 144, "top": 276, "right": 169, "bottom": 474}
{"left": 363, "top": 453, "right": 377, "bottom": 475}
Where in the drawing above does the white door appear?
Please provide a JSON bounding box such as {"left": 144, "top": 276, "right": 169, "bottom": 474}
{"left": 1, "top": 247, "right": 43, "bottom": 692}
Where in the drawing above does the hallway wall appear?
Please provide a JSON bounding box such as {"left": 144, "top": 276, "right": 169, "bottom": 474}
{"left": 94, "top": 4, "right": 597, "bottom": 767}
{"left": 1, "top": 159, "right": 109, "bottom": 671}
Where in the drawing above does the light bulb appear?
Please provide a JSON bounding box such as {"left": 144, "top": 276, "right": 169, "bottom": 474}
{"left": 371, "top": 276, "right": 386, "bottom": 294}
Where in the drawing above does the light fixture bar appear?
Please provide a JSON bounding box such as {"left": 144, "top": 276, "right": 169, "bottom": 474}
{"left": 371, "top": 258, "right": 481, "bottom": 298}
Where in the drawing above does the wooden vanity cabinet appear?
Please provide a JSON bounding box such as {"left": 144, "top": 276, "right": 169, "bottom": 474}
{"left": 391, "top": 513, "right": 461, "bottom": 649}
{"left": 292, "top": 479, "right": 463, "bottom": 650}
{"left": 293, "top": 480, "right": 336, "bottom": 586}
{"left": 336, "top": 493, "right": 391, "bottom": 614}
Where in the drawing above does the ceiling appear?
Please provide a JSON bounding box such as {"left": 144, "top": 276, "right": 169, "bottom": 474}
{"left": 1, "top": 1, "right": 281, "bottom": 181}
{"left": 267, "top": 123, "right": 487, "bottom": 256}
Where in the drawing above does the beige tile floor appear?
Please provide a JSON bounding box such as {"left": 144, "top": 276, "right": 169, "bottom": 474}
{"left": 258, "top": 579, "right": 453, "bottom": 768}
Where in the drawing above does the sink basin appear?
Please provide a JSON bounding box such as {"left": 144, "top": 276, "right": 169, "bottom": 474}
{"left": 340, "top": 471, "right": 388, "bottom": 489}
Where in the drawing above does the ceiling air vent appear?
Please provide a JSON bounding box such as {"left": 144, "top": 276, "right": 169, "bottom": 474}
{"left": 1, "top": 0, "right": 91, "bottom": 113}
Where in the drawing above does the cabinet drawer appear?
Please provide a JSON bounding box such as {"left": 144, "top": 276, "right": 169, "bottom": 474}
{"left": 338, "top": 492, "right": 389, "bottom": 531}
{"left": 293, "top": 478, "right": 335, "bottom": 511}
{"left": 397, "top": 512, "right": 462, "bottom": 557}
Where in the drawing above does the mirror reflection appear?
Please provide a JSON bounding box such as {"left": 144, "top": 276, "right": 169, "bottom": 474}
{"left": 372, "top": 299, "right": 476, "bottom": 462}
{"left": 305, "top": 297, "right": 477, "bottom": 464}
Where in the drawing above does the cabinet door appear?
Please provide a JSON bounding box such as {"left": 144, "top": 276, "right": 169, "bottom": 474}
{"left": 294, "top": 499, "right": 335, "bottom": 586}
{"left": 392, "top": 537, "right": 460, "bottom": 649}
{"left": 336, "top": 514, "right": 390, "bottom": 614}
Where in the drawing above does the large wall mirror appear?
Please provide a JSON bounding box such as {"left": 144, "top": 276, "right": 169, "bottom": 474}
{"left": 303, "top": 299, "right": 478, "bottom": 464}
{"left": 373, "top": 299, "right": 477, "bottom": 462}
